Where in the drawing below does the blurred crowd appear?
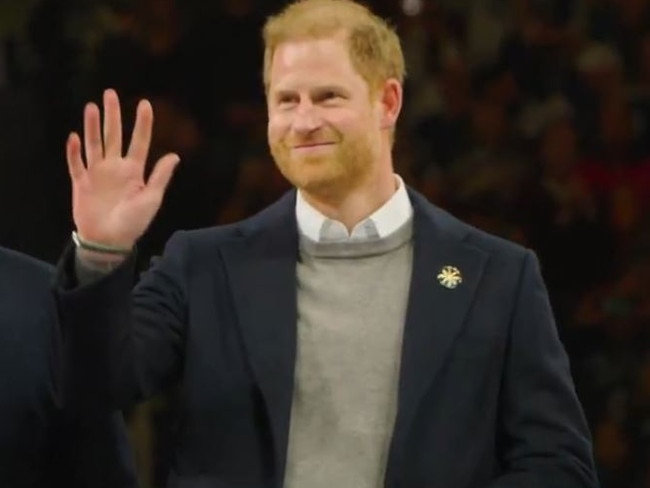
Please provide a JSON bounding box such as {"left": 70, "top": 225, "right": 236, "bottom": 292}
{"left": 0, "top": 0, "right": 649, "bottom": 486}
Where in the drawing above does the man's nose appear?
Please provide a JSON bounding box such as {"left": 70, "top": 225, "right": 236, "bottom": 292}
{"left": 292, "top": 101, "right": 323, "bottom": 135}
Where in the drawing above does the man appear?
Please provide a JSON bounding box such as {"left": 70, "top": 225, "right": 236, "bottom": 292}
{"left": 0, "top": 246, "right": 138, "bottom": 488}
{"left": 55, "top": 0, "right": 599, "bottom": 487}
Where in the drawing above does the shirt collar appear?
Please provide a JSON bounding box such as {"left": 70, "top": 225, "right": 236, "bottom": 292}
{"left": 295, "top": 175, "right": 413, "bottom": 242}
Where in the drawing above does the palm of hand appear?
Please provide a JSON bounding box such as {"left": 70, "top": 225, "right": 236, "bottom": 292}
{"left": 66, "top": 90, "right": 180, "bottom": 248}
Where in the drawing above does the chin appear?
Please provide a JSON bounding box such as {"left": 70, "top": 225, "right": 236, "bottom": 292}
{"left": 275, "top": 155, "right": 362, "bottom": 197}
{"left": 293, "top": 173, "right": 338, "bottom": 193}
{"left": 296, "top": 172, "right": 360, "bottom": 200}
{"left": 280, "top": 158, "right": 337, "bottom": 188}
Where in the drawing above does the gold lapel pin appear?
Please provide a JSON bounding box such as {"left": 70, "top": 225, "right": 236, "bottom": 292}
{"left": 437, "top": 266, "right": 462, "bottom": 289}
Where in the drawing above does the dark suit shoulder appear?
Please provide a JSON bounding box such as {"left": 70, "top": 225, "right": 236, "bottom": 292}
{"left": 180, "top": 221, "right": 247, "bottom": 246}
{"left": 445, "top": 208, "right": 527, "bottom": 258}
{"left": 0, "top": 246, "right": 54, "bottom": 275}
{"left": 411, "top": 191, "right": 530, "bottom": 262}
{"left": 0, "top": 247, "right": 54, "bottom": 295}
{"left": 173, "top": 190, "right": 296, "bottom": 252}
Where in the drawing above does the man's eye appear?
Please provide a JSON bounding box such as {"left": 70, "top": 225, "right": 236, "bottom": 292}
{"left": 278, "top": 97, "right": 298, "bottom": 106}
{"left": 320, "top": 91, "right": 341, "bottom": 102}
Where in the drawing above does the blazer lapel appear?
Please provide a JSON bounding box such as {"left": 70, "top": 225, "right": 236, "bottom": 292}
{"left": 387, "top": 192, "right": 488, "bottom": 481}
{"left": 219, "top": 193, "right": 298, "bottom": 481}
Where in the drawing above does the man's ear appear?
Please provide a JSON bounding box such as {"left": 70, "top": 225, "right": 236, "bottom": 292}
{"left": 378, "top": 78, "right": 402, "bottom": 131}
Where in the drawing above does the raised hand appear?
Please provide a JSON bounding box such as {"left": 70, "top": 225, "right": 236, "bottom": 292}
{"left": 66, "top": 89, "right": 180, "bottom": 249}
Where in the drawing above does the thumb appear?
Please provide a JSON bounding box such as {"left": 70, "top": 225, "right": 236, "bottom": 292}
{"left": 146, "top": 153, "right": 181, "bottom": 195}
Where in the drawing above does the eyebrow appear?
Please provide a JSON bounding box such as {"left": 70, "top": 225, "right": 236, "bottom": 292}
{"left": 273, "top": 85, "right": 351, "bottom": 100}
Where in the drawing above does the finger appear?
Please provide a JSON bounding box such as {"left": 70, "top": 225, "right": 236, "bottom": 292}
{"left": 83, "top": 102, "right": 103, "bottom": 166}
{"left": 146, "top": 153, "right": 180, "bottom": 195}
{"left": 66, "top": 132, "right": 86, "bottom": 181}
{"left": 103, "top": 89, "right": 123, "bottom": 159}
{"left": 126, "top": 99, "right": 153, "bottom": 165}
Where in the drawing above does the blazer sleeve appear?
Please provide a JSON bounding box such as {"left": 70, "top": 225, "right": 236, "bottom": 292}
{"left": 55, "top": 231, "right": 190, "bottom": 411}
{"left": 486, "top": 250, "right": 600, "bottom": 488}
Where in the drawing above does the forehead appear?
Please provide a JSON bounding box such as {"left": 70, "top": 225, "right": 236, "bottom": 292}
{"left": 268, "top": 36, "right": 366, "bottom": 92}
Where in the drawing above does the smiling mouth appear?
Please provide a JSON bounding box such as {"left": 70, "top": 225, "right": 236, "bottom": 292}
{"left": 293, "top": 142, "right": 336, "bottom": 149}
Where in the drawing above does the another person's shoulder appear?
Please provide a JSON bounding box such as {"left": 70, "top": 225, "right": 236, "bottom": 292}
{"left": 0, "top": 246, "right": 54, "bottom": 284}
{"left": 0, "top": 248, "right": 54, "bottom": 317}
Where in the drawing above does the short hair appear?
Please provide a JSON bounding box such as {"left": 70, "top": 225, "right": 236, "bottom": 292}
{"left": 262, "top": 0, "right": 405, "bottom": 92}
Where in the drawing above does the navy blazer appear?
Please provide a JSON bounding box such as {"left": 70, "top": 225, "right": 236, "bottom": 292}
{"left": 0, "top": 247, "right": 138, "bottom": 488}
{"left": 56, "top": 189, "right": 598, "bottom": 488}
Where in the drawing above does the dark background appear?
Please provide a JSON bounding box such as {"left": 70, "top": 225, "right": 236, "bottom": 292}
{"left": 1, "top": 0, "right": 649, "bottom": 486}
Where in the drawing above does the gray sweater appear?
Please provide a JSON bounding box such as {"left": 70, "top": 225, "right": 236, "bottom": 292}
{"left": 284, "top": 218, "right": 414, "bottom": 488}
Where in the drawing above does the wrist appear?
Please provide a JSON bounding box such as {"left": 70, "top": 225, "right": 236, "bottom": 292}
{"left": 72, "top": 230, "right": 134, "bottom": 256}
{"left": 76, "top": 247, "right": 128, "bottom": 271}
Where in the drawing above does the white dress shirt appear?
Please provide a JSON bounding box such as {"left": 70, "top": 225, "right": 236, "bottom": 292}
{"left": 295, "top": 175, "right": 413, "bottom": 242}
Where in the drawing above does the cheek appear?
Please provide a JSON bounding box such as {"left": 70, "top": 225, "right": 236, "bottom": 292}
{"left": 267, "top": 117, "right": 288, "bottom": 144}
{"left": 330, "top": 111, "right": 370, "bottom": 135}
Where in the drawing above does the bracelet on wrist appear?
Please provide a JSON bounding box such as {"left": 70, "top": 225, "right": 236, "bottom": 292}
{"left": 71, "top": 231, "right": 133, "bottom": 256}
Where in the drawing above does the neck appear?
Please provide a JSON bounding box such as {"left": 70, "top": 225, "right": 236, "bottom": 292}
{"left": 300, "top": 169, "right": 397, "bottom": 232}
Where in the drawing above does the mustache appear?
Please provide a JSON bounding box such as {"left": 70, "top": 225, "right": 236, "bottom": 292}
{"left": 282, "top": 131, "right": 341, "bottom": 148}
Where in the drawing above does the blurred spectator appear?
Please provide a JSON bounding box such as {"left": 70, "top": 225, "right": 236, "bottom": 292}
{"left": 499, "top": 0, "right": 579, "bottom": 100}
{"left": 411, "top": 50, "right": 472, "bottom": 174}
{"left": 578, "top": 94, "right": 650, "bottom": 241}
{"left": 136, "top": 95, "right": 240, "bottom": 264}
{"left": 464, "top": 0, "right": 510, "bottom": 68}
{"left": 446, "top": 98, "right": 532, "bottom": 215}
{"left": 519, "top": 114, "right": 615, "bottom": 321}
{"left": 218, "top": 150, "right": 290, "bottom": 225}
{"left": 571, "top": 230, "right": 650, "bottom": 487}
{"left": 93, "top": 0, "right": 234, "bottom": 137}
